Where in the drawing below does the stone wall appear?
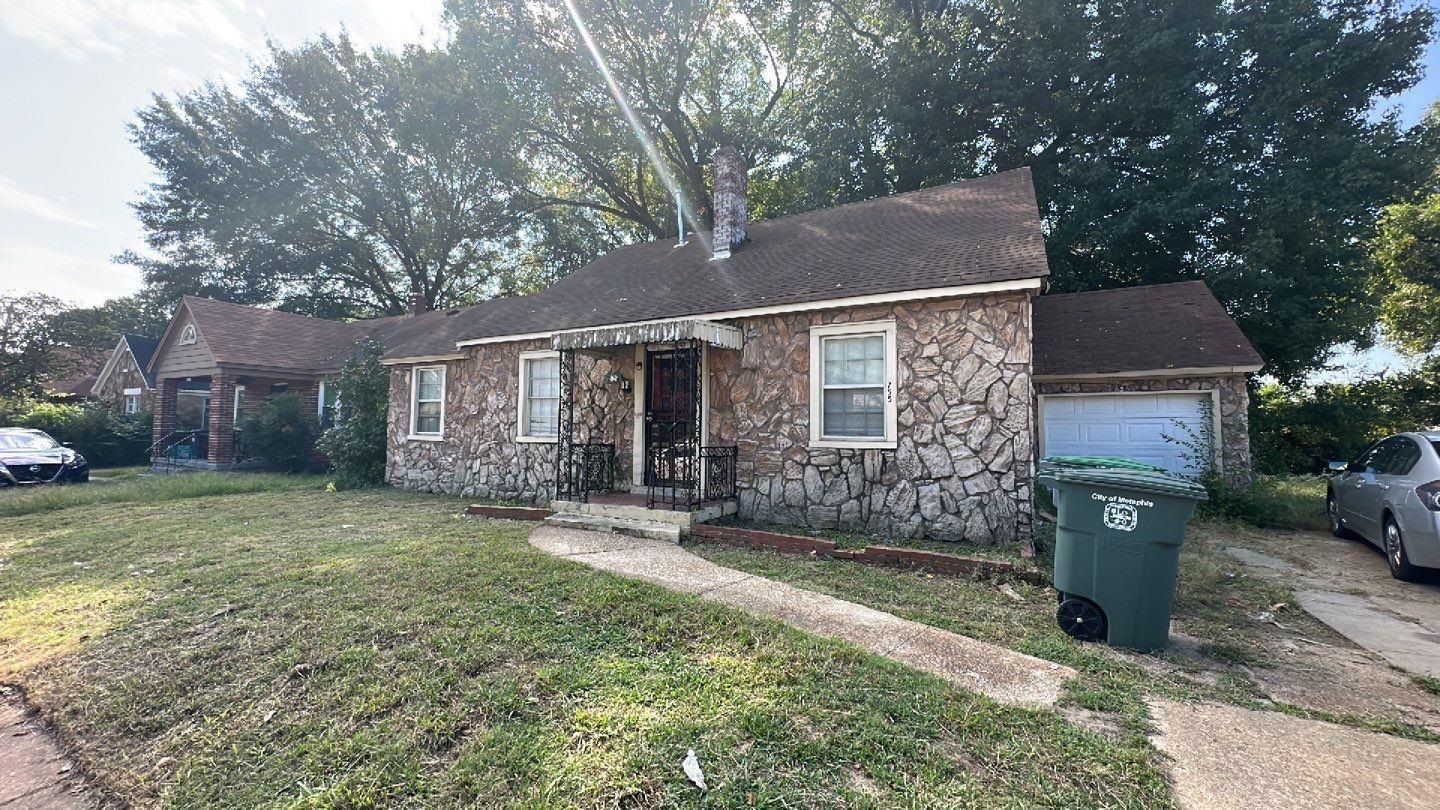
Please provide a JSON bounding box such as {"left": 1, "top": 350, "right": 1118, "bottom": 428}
{"left": 92, "top": 348, "right": 153, "bottom": 412}
{"left": 384, "top": 292, "right": 1036, "bottom": 544}
{"left": 386, "top": 341, "right": 633, "bottom": 501}
{"left": 1035, "top": 375, "right": 1253, "bottom": 482}
{"left": 707, "top": 293, "right": 1034, "bottom": 544}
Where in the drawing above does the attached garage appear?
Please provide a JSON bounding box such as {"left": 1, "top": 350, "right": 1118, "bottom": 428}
{"left": 1039, "top": 392, "right": 1214, "bottom": 476}
{"left": 1032, "top": 282, "right": 1265, "bottom": 481}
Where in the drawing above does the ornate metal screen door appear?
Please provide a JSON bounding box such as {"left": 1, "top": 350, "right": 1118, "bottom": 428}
{"left": 644, "top": 345, "right": 700, "bottom": 487}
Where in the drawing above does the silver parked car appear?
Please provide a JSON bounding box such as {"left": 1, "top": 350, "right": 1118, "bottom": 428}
{"left": 1327, "top": 431, "right": 1440, "bottom": 581}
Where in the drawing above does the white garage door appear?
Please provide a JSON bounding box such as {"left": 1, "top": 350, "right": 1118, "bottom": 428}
{"left": 1041, "top": 393, "right": 1211, "bottom": 476}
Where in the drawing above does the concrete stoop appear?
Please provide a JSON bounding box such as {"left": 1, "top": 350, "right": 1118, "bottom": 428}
{"left": 543, "top": 513, "right": 683, "bottom": 543}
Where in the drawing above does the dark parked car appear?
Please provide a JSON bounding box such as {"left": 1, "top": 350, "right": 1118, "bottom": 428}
{"left": 0, "top": 428, "right": 89, "bottom": 486}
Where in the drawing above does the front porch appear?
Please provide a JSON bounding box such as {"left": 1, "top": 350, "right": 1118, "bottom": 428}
{"left": 150, "top": 371, "right": 322, "bottom": 471}
{"left": 547, "top": 319, "right": 744, "bottom": 534}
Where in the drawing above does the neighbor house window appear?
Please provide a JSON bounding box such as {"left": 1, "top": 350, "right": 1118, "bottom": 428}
{"left": 179, "top": 324, "right": 197, "bottom": 345}
{"left": 809, "top": 320, "right": 897, "bottom": 447}
{"left": 318, "top": 379, "right": 340, "bottom": 428}
{"left": 517, "top": 351, "right": 560, "bottom": 441}
{"left": 233, "top": 385, "right": 246, "bottom": 423}
{"left": 410, "top": 365, "right": 445, "bottom": 437}
{"left": 122, "top": 389, "right": 142, "bottom": 414}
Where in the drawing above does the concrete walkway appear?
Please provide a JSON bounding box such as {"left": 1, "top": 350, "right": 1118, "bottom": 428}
{"left": 0, "top": 694, "right": 96, "bottom": 809}
{"left": 529, "top": 526, "right": 1074, "bottom": 706}
{"left": 1151, "top": 699, "right": 1440, "bottom": 809}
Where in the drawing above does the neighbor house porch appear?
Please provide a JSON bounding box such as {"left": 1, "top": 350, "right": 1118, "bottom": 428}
{"left": 150, "top": 371, "right": 325, "bottom": 471}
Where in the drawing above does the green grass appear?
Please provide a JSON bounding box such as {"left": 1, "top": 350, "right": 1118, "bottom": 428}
{"left": 0, "top": 471, "right": 321, "bottom": 517}
{"left": 1248, "top": 475, "right": 1329, "bottom": 531}
{"left": 0, "top": 483, "right": 1171, "bottom": 806}
{"left": 1415, "top": 675, "right": 1440, "bottom": 696}
{"left": 690, "top": 517, "right": 1440, "bottom": 745}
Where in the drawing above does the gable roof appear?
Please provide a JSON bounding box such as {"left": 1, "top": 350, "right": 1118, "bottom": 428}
{"left": 122, "top": 334, "right": 159, "bottom": 387}
{"left": 1032, "top": 281, "right": 1263, "bottom": 378}
{"left": 151, "top": 296, "right": 379, "bottom": 377}
{"left": 380, "top": 167, "right": 1050, "bottom": 360}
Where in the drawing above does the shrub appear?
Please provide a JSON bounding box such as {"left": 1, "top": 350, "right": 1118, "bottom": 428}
{"left": 1164, "top": 398, "right": 1295, "bottom": 528}
{"left": 1252, "top": 359, "right": 1440, "bottom": 474}
{"left": 0, "top": 399, "right": 151, "bottom": 467}
{"left": 317, "top": 340, "right": 389, "bottom": 488}
{"left": 241, "top": 394, "right": 318, "bottom": 473}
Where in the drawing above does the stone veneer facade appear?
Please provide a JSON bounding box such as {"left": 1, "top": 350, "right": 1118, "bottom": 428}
{"left": 93, "top": 347, "right": 154, "bottom": 413}
{"left": 386, "top": 291, "right": 1036, "bottom": 545}
{"left": 1035, "top": 375, "right": 1253, "bottom": 483}
{"left": 387, "top": 339, "right": 635, "bottom": 499}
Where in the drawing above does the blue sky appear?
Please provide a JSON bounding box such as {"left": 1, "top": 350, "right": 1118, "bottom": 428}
{"left": 0, "top": 3, "right": 1434, "bottom": 381}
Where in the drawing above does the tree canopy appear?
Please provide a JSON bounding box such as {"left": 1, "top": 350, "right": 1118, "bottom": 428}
{"left": 121, "top": 0, "right": 1438, "bottom": 379}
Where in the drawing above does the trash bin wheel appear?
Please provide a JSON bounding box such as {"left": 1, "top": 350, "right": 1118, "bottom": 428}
{"left": 1056, "top": 596, "right": 1107, "bottom": 642}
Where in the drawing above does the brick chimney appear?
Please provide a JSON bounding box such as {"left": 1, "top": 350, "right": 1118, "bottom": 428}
{"left": 711, "top": 146, "right": 748, "bottom": 260}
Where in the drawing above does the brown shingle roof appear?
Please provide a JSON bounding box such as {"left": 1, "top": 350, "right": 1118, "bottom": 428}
{"left": 180, "top": 296, "right": 376, "bottom": 374}
{"left": 381, "top": 167, "right": 1049, "bottom": 359}
{"left": 1033, "top": 282, "right": 1263, "bottom": 377}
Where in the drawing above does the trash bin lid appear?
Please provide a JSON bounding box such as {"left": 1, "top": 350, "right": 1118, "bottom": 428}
{"left": 1038, "top": 467, "right": 1209, "bottom": 501}
{"left": 1040, "top": 455, "right": 1170, "bottom": 474}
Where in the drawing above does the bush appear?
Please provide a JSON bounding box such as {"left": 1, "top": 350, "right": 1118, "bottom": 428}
{"left": 1252, "top": 359, "right": 1440, "bottom": 474}
{"left": 0, "top": 399, "right": 151, "bottom": 467}
{"left": 241, "top": 394, "right": 318, "bottom": 473}
{"left": 317, "top": 340, "right": 389, "bottom": 489}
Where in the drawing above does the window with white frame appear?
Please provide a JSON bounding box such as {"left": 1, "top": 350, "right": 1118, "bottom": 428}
{"left": 410, "top": 365, "right": 445, "bottom": 437}
{"left": 319, "top": 379, "right": 340, "bottom": 428}
{"left": 517, "top": 351, "right": 559, "bottom": 441}
{"left": 122, "top": 390, "right": 142, "bottom": 414}
{"left": 179, "top": 323, "right": 197, "bottom": 345}
{"left": 233, "top": 385, "right": 246, "bottom": 423}
{"left": 809, "top": 321, "right": 897, "bottom": 447}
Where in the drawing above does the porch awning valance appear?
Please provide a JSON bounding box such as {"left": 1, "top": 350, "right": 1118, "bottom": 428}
{"left": 551, "top": 318, "right": 744, "bottom": 351}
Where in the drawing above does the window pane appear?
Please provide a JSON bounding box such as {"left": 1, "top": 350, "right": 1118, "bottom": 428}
{"left": 417, "top": 369, "right": 441, "bottom": 401}
{"left": 823, "top": 335, "right": 885, "bottom": 387}
{"left": 823, "top": 387, "right": 884, "bottom": 437}
{"left": 529, "top": 358, "right": 559, "bottom": 398}
{"left": 416, "top": 414, "right": 441, "bottom": 434}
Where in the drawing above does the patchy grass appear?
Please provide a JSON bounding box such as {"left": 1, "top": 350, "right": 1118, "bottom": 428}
{"left": 1415, "top": 675, "right": 1440, "bottom": 696}
{"left": 691, "top": 517, "right": 1440, "bottom": 745}
{"left": 1, "top": 484, "right": 1171, "bottom": 806}
{"left": 0, "top": 471, "right": 321, "bottom": 517}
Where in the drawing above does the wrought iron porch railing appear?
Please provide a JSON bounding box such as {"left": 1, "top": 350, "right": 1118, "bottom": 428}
{"left": 557, "top": 442, "right": 617, "bottom": 502}
{"left": 148, "top": 429, "right": 205, "bottom": 474}
{"left": 646, "top": 444, "right": 739, "bottom": 511}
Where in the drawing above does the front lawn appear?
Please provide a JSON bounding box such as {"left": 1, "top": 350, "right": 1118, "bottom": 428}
{"left": 0, "top": 484, "right": 1169, "bottom": 806}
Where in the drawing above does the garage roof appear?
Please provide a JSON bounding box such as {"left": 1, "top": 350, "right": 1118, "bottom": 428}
{"left": 1033, "top": 281, "right": 1263, "bottom": 378}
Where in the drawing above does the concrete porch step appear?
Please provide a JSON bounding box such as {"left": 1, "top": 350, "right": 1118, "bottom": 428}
{"left": 542, "top": 513, "right": 683, "bottom": 544}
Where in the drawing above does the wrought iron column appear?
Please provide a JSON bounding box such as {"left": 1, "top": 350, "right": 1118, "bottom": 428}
{"left": 556, "top": 347, "right": 576, "bottom": 500}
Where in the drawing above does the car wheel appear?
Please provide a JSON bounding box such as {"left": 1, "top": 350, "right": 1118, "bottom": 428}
{"left": 1327, "top": 493, "right": 1348, "bottom": 538}
{"left": 1384, "top": 518, "right": 1421, "bottom": 582}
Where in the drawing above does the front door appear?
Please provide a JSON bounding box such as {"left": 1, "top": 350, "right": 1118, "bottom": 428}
{"left": 644, "top": 348, "right": 699, "bottom": 486}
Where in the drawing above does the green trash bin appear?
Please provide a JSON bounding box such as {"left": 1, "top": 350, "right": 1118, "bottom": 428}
{"left": 1037, "top": 466, "right": 1208, "bottom": 652}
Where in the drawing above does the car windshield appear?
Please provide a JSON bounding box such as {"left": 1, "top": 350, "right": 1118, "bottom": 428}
{"left": 0, "top": 432, "right": 59, "bottom": 451}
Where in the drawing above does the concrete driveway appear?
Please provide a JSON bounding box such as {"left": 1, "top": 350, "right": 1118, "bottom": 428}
{"left": 1226, "top": 529, "right": 1440, "bottom": 678}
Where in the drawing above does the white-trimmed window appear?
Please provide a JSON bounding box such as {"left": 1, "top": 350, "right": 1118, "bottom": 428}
{"left": 809, "top": 321, "right": 897, "bottom": 448}
{"left": 318, "top": 379, "right": 340, "bottom": 428}
{"left": 179, "top": 323, "right": 197, "bottom": 345}
{"left": 233, "top": 385, "right": 246, "bottom": 422}
{"left": 409, "top": 365, "right": 446, "bottom": 438}
{"left": 122, "top": 389, "right": 142, "bottom": 414}
{"left": 517, "top": 350, "right": 560, "bottom": 442}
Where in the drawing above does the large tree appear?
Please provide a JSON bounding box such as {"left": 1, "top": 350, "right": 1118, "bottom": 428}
{"left": 448, "top": 0, "right": 1432, "bottom": 380}
{"left": 1373, "top": 103, "right": 1440, "bottom": 355}
{"left": 0, "top": 293, "right": 72, "bottom": 397}
{"left": 126, "top": 34, "right": 536, "bottom": 318}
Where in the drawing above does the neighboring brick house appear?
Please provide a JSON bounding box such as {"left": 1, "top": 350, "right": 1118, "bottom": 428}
{"left": 375, "top": 158, "right": 1263, "bottom": 544}
{"left": 143, "top": 297, "right": 380, "bottom": 469}
{"left": 90, "top": 334, "right": 159, "bottom": 414}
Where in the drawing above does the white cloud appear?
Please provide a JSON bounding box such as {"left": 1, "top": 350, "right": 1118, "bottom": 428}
{"left": 0, "top": 242, "right": 140, "bottom": 305}
{"left": 0, "top": 0, "right": 252, "bottom": 62}
{"left": 0, "top": 174, "right": 98, "bottom": 229}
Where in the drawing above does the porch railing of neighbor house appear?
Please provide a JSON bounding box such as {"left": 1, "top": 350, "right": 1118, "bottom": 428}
{"left": 148, "top": 429, "right": 205, "bottom": 473}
